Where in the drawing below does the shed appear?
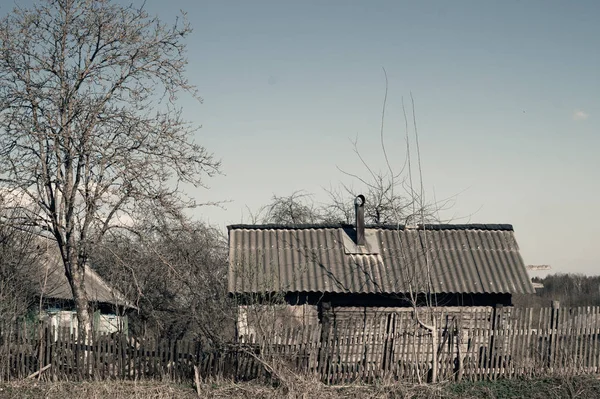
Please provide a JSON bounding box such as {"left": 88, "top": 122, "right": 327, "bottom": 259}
{"left": 228, "top": 200, "right": 534, "bottom": 334}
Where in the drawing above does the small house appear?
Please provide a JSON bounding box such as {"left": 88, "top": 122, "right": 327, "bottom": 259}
{"left": 228, "top": 196, "right": 534, "bottom": 337}
{"left": 30, "top": 259, "right": 135, "bottom": 336}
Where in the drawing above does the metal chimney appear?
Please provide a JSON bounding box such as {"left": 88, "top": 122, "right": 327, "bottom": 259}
{"left": 354, "top": 195, "right": 365, "bottom": 246}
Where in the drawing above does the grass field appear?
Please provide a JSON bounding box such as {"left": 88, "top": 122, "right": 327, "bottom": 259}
{"left": 2, "top": 375, "right": 600, "bottom": 399}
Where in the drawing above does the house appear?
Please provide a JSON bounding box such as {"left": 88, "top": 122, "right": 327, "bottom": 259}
{"left": 30, "top": 256, "right": 135, "bottom": 336}
{"left": 228, "top": 195, "right": 535, "bottom": 336}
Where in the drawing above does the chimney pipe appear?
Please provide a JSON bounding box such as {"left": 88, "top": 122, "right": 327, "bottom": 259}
{"left": 355, "top": 195, "right": 365, "bottom": 246}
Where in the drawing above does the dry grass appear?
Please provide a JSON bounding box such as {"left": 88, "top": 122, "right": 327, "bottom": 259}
{"left": 2, "top": 375, "right": 600, "bottom": 399}
{"left": 0, "top": 380, "right": 198, "bottom": 399}
{"left": 0, "top": 379, "right": 446, "bottom": 399}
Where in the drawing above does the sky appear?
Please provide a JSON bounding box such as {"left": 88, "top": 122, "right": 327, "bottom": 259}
{"left": 145, "top": 0, "right": 599, "bottom": 276}
{"left": 4, "top": 1, "right": 599, "bottom": 276}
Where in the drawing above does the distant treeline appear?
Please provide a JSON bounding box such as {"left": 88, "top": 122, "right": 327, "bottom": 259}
{"left": 513, "top": 273, "right": 600, "bottom": 308}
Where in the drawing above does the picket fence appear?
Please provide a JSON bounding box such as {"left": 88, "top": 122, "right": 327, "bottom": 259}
{"left": 2, "top": 304, "right": 600, "bottom": 384}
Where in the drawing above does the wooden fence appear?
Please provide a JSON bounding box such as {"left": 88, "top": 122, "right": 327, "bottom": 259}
{"left": 0, "top": 324, "right": 263, "bottom": 382}
{"left": 2, "top": 304, "right": 600, "bottom": 383}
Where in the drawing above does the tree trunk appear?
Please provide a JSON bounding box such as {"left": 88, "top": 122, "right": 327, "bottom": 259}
{"left": 67, "top": 253, "right": 92, "bottom": 339}
{"left": 430, "top": 325, "right": 438, "bottom": 383}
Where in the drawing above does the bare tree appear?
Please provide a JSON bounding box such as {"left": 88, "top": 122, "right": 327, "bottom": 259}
{"left": 0, "top": 0, "right": 220, "bottom": 335}
{"left": 253, "top": 191, "right": 323, "bottom": 225}
{"left": 0, "top": 204, "right": 42, "bottom": 324}
{"left": 91, "top": 218, "right": 233, "bottom": 343}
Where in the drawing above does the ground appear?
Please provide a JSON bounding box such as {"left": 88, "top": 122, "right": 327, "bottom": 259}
{"left": 2, "top": 376, "right": 600, "bottom": 399}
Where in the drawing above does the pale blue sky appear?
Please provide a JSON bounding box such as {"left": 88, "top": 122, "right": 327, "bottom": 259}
{"left": 143, "top": 0, "right": 599, "bottom": 276}
{"left": 5, "top": 1, "right": 599, "bottom": 275}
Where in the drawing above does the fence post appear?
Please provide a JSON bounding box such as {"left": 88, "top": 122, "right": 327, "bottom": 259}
{"left": 490, "top": 304, "right": 503, "bottom": 379}
{"left": 549, "top": 301, "right": 560, "bottom": 369}
{"left": 318, "top": 302, "right": 332, "bottom": 380}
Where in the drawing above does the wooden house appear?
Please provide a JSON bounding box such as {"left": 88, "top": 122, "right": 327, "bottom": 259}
{"left": 228, "top": 196, "right": 534, "bottom": 338}
{"left": 30, "top": 258, "right": 135, "bottom": 336}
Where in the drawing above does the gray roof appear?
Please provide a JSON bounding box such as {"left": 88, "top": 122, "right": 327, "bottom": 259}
{"left": 228, "top": 224, "right": 535, "bottom": 296}
{"left": 33, "top": 258, "right": 134, "bottom": 308}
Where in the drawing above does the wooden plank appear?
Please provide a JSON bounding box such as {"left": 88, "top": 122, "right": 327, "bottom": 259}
{"left": 44, "top": 326, "right": 52, "bottom": 379}
{"left": 339, "top": 316, "right": 347, "bottom": 383}
{"left": 96, "top": 331, "right": 102, "bottom": 379}
{"left": 81, "top": 332, "right": 87, "bottom": 380}
{"left": 465, "top": 309, "right": 476, "bottom": 381}
{"left": 553, "top": 306, "right": 561, "bottom": 371}
{"left": 138, "top": 336, "right": 144, "bottom": 379}
{"left": 579, "top": 307, "right": 587, "bottom": 372}
{"left": 106, "top": 332, "right": 112, "bottom": 379}
{"left": 58, "top": 327, "right": 64, "bottom": 379}
{"left": 552, "top": 306, "right": 562, "bottom": 370}
{"left": 474, "top": 309, "right": 483, "bottom": 380}
{"left": 513, "top": 307, "right": 522, "bottom": 378}
{"left": 334, "top": 316, "right": 343, "bottom": 384}
{"left": 67, "top": 329, "right": 75, "bottom": 379}
{"left": 111, "top": 333, "right": 117, "bottom": 379}
{"left": 592, "top": 306, "right": 600, "bottom": 373}
{"left": 576, "top": 308, "right": 584, "bottom": 371}
{"left": 538, "top": 307, "right": 548, "bottom": 373}
{"left": 436, "top": 311, "right": 447, "bottom": 381}
{"left": 541, "top": 306, "right": 549, "bottom": 373}
{"left": 567, "top": 307, "right": 577, "bottom": 372}
{"left": 74, "top": 330, "right": 80, "bottom": 380}
{"left": 549, "top": 302, "right": 559, "bottom": 371}
{"left": 581, "top": 307, "right": 590, "bottom": 372}
{"left": 147, "top": 337, "right": 154, "bottom": 378}
{"left": 390, "top": 312, "right": 401, "bottom": 380}
{"left": 54, "top": 327, "right": 60, "bottom": 378}
{"left": 106, "top": 331, "right": 112, "bottom": 378}
{"left": 482, "top": 308, "right": 489, "bottom": 379}
{"left": 573, "top": 307, "right": 580, "bottom": 371}
{"left": 592, "top": 307, "right": 597, "bottom": 372}
{"left": 372, "top": 312, "right": 382, "bottom": 383}
{"left": 561, "top": 306, "right": 570, "bottom": 371}
{"left": 381, "top": 313, "right": 389, "bottom": 378}
{"left": 160, "top": 338, "right": 166, "bottom": 378}
{"left": 367, "top": 315, "right": 381, "bottom": 384}
{"left": 532, "top": 306, "right": 541, "bottom": 375}
{"left": 589, "top": 307, "right": 597, "bottom": 372}
{"left": 359, "top": 315, "right": 368, "bottom": 381}
{"left": 547, "top": 305, "right": 555, "bottom": 372}
{"left": 117, "top": 334, "right": 123, "bottom": 379}
{"left": 358, "top": 314, "right": 366, "bottom": 382}
{"left": 415, "top": 320, "right": 423, "bottom": 383}
{"left": 574, "top": 306, "right": 582, "bottom": 370}
{"left": 396, "top": 313, "right": 407, "bottom": 380}
{"left": 520, "top": 306, "right": 530, "bottom": 376}
{"left": 520, "top": 307, "right": 529, "bottom": 376}
{"left": 184, "top": 338, "right": 189, "bottom": 380}
{"left": 384, "top": 313, "right": 396, "bottom": 378}
{"left": 489, "top": 308, "right": 495, "bottom": 380}
{"left": 93, "top": 332, "right": 99, "bottom": 378}
{"left": 168, "top": 338, "right": 174, "bottom": 379}
{"left": 508, "top": 307, "right": 518, "bottom": 378}
{"left": 478, "top": 308, "right": 488, "bottom": 380}
{"left": 471, "top": 309, "right": 480, "bottom": 381}
{"left": 501, "top": 308, "right": 511, "bottom": 378}
{"left": 515, "top": 308, "right": 531, "bottom": 377}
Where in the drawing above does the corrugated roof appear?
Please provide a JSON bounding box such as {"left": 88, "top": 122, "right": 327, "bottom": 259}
{"left": 228, "top": 224, "right": 535, "bottom": 295}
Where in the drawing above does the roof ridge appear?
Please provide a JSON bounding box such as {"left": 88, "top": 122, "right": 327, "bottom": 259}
{"left": 228, "top": 223, "right": 514, "bottom": 231}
